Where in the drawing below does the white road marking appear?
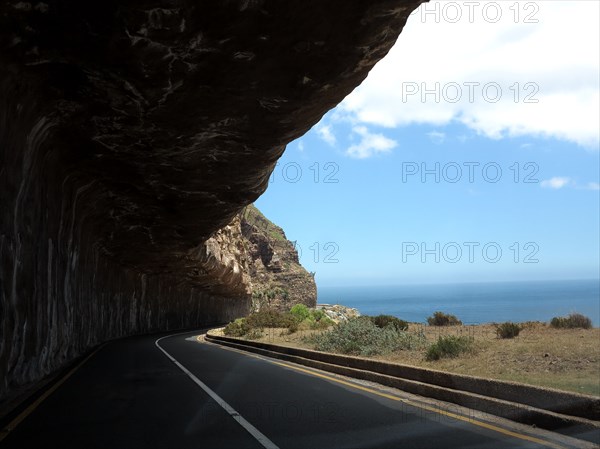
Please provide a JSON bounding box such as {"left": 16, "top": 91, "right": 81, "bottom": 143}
{"left": 155, "top": 332, "right": 279, "bottom": 449}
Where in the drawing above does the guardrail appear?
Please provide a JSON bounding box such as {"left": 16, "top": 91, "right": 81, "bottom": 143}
{"left": 205, "top": 332, "right": 600, "bottom": 439}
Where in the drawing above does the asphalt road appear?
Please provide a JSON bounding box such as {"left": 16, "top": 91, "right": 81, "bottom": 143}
{"left": 0, "top": 329, "right": 591, "bottom": 449}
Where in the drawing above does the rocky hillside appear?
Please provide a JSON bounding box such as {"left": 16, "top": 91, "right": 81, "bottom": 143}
{"left": 240, "top": 205, "right": 317, "bottom": 312}
{"left": 200, "top": 204, "right": 317, "bottom": 313}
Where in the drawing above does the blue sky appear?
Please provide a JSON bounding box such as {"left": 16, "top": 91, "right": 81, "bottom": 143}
{"left": 255, "top": 1, "right": 600, "bottom": 287}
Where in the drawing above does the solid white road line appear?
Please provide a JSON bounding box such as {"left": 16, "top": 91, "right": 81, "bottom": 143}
{"left": 155, "top": 332, "right": 279, "bottom": 449}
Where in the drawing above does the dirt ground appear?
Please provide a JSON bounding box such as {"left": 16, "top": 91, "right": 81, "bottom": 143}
{"left": 213, "top": 322, "right": 600, "bottom": 396}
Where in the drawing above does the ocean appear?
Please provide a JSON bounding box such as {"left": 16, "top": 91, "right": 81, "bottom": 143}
{"left": 317, "top": 279, "right": 600, "bottom": 326}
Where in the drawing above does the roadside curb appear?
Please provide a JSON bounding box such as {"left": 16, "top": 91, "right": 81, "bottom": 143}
{"left": 205, "top": 332, "right": 600, "bottom": 440}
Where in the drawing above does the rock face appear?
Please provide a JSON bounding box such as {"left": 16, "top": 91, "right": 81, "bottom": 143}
{"left": 197, "top": 205, "right": 317, "bottom": 313}
{"left": 0, "top": 0, "right": 424, "bottom": 404}
{"left": 317, "top": 304, "right": 361, "bottom": 323}
{"left": 241, "top": 205, "right": 317, "bottom": 312}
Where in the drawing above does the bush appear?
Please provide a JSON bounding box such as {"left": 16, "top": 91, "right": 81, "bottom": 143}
{"left": 290, "top": 304, "right": 311, "bottom": 322}
{"left": 311, "top": 309, "right": 328, "bottom": 322}
{"left": 369, "top": 315, "right": 409, "bottom": 331}
{"left": 550, "top": 313, "right": 592, "bottom": 329}
{"left": 245, "top": 310, "right": 296, "bottom": 329}
{"left": 246, "top": 328, "right": 264, "bottom": 340}
{"left": 223, "top": 319, "right": 251, "bottom": 337}
{"left": 223, "top": 306, "right": 336, "bottom": 340}
{"left": 307, "top": 316, "right": 334, "bottom": 330}
{"left": 566, "top": 313, "right": 592, "bottom": 329}
{"left": 496, "top": 322, "right": 521, "bottom": 339}
{"left": 427, "top": 311, "right": 462, "bottom": 326}
{"left": 223, "top": 309, "right": 297, "bottom": 337}
{"left": 426, "top": 336, "right": 473, "bottom": 361}
{"left": 550, "top": 317, "right": 567, "bottom": 328}
{"left": 309, "top": 317, "right": 426, "bottom": 356}
{"left": 291, "top": 306, "right": 335, "bottom": 330}
{"left": 286, "top": 320, "right": 299, "bottom": 334}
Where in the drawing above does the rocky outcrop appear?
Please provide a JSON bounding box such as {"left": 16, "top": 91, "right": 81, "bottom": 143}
{"left": 0, "top": 0, "right": 425, "bottom": 405}
{"left": 196, "top": 205, "right": 317, "bottom": 313}
{"left": 317, "top": 304, "right": 361, "bottom": 323}
{"left": 196, "top": 216, "right": 252, "bottom": 299}
{"left": 241, "top": 205, "right": 317, "bottom": 312}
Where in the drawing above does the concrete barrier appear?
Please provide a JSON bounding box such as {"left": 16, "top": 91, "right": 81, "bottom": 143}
{"left": 205, "top": 332, "right": 600, "bottom": 435}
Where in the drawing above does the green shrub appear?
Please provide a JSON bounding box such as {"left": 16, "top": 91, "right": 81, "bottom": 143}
{"left": 224, "top": 310, "right": 298, "bottom": 337}
{"left": 427, "top": 311, "right": 462, "bottom": 326}
{"left": 311, "top": 309, "right": 328, "bottom": 322}
{"left": 550, "top": 317, "right": 566, "bottom": 328}
{"left": 426, "top": 336, "right": 473, "bottom": 361}
{"left": 290, "top": 306, "right": 335, "bottom": 330}
{"left": 566, "top": 313, "right": 592, "bottom": 329}
{"left": 496, "top": 322, "right": 521, "bottom": 339}
{"left": 369, "top": 315, "right": 409, "bottom": 331}
{"left": 308, "top": 317, "right": 334, "bottom": 330}
{"left": 224, "top": 307, "right": 338, "bottom": 340}
{"left": 223, "top": 318, "right": 251, "bottom": 337}
{"left": 550, "top": 313, "right": 592, "bottom": 329}
{"left": 290, "top": 304, "right": 311, "bottom": 322}
{"left": 309, "top": 317, "right": 426, "bottom": 356}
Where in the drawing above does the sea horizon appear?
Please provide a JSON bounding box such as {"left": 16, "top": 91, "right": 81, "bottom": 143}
{"left": 317, "top": 278, "right": 600, "bottom": 327}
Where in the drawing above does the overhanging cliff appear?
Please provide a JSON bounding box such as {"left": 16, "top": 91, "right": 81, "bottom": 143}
{"left": 0, "top": 0, "right": 425, "bottom": 404}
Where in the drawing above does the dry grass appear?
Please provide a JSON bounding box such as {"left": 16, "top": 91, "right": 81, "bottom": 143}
{"left": 214, "top": 322, "right": 600, "bottom": 396}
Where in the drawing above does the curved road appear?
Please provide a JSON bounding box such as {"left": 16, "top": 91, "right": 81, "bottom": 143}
{"left": 0, "top": 329, "right": 594, "bottom": 449}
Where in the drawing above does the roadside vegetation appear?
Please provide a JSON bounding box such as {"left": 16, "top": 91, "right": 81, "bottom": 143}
{"left": 219, "top": 310, "right": 598, "bottom": 395}
{"left": 307, "top": 316, "right": 425, "bottom": 356}
{"left": 223, "top": 304, "right": 333, "bottom": 339}
{"left": 426, "top": 335, "right": 474, "bottom": 361}
{"left": 251, "top": 286, "right": 290, "bottom": 304}
{"left": 550, "top": 313, "right": 593, "bottom": 329}
{"left": 427, "top": 311, "right": 462, "bottom": 326}
{"left": 496, "top": 322, "right": 521, "bottom": 339}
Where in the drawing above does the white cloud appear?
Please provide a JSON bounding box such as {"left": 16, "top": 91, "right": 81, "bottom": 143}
{"left": 585, "top": 182, "right": 600, "bottom": 191}
{"left": 427, "top": 130, "right": 446, "bottom": 145}
{"left": 540, "top": 178, "right": 600, "bottom": 190}
{"left": 316, "top": 124, "right": 337, "bottom": 146}
{"left": 346, "top": 126, "right": 397, "bottom": 159}
{"left": 297, "top": 141, "right": 305, "bottom": 152}
{"left": 541, "top": 177, "right": 571, "bottom": 189}
{"left": 339, "top": 1, "right": 600, "bottom": 149}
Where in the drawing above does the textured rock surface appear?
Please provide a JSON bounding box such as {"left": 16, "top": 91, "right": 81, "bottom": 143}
{"left": 0, "top": 0, "right": 424, "bottom": 404}
{"left": 317, "top": 304, "right": 361, "bottom": 323}
{"left": 196, "top": 206, "right": 317, "bottom": 311}
{"left": 241, "top": 205, "right": 317, "bottom": 312}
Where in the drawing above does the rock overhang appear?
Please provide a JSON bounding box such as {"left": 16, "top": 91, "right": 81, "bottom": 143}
{"left": 1, "top": 0, "right": 425, "bottom": 282}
